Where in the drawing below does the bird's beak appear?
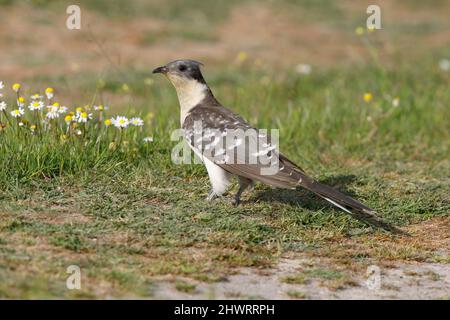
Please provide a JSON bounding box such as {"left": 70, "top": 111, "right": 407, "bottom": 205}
{"left": 152, "top": 66, "right": 168, "bottom": 74}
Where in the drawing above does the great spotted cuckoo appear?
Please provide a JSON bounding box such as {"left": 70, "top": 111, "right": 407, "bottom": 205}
{"left": 153, "top": 60, "right": 393, "bottom": 230}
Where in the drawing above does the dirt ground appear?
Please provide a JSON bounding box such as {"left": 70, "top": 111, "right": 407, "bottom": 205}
{"left": 154, "top": 257, "right": 449, "bottom": 300}
{"left": 149, "top": 218, "right": 450, "bottom": 300}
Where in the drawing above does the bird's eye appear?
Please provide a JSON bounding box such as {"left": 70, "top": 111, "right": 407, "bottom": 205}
{"left": 178, "top": 65, "right": 187, "bottom": 72}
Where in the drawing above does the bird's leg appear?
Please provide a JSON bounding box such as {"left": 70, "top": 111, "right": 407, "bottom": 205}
{"left": 206, "top": 189, "right": 218, "bottom": 202}
{"left": 232, "top": 177, "right": 253, "bottom": 206}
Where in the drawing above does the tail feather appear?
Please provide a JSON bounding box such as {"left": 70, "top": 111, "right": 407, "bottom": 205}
{"left": 305, "top": 179, "right": 373, "bottom": 214}
{"left": 300, "top": 177, "right": 404, "bottom": 234}
{"left": 323, "top": 197, "right": 352, "bottom": 214}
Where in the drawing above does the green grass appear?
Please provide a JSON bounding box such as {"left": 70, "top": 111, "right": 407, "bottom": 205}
{"left": 175, "top": 280, "right": 197, "bottom": 293}
{"left": 0, "top": 60, "right": 448, "bottom": 298}
{"left": 0, "top": 10, "right": 449, "bottom": 296}
{"left": 286, "top": 290, "right": 307, "bottom": 299}
{"left": 281, "top": 273, "right": 307, "bottom": 285}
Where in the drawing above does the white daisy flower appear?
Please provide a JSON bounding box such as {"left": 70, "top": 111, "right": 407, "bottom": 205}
{"left": 28, "top": 101, "right": 44, "bottom": 111}
{"left": 76, "top": 111, "right": 92, "bottom": 123}
{"left": 46, "top": 105, "right": 60, "bottom": 119}
{"left": 31, "top": 93, "right": 44, "bottom": 100}
{"left": 130, "top": 117, "right": 144, "bottom": 126}
{"left": 392, "top": 97, "right": 400, "bottom": 108}
{"left": 58, "top": 106, "right": 68, "bottom": 114}
{"left": 17, "top": 97, "right": 25, "bottom": 107}
{"left": 94, "top": 105, "right": 109, "bottom": 111}
{"left": 10, "top": 108, "right": 25, "bottom": 118}
{"left": 143, "top": 137, "right": 153, "bottom": 143}
{"left": 45, "top": 87, "right": 54, "bottom": 100}
{"left": 295, "top": 63, "right": 312, "bottom": 75}
{"left": 111, "top": 116, "right": 129, "bottom": 128}
{"left": 0, "top": 101, "right": 6, "bottom": 111}
{"left": 439, "top": 59, "right": 450, "bottom": 71}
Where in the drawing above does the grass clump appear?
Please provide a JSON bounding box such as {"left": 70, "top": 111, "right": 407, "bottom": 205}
{"left": 281, "top": 273, "right": 307, "bottom": 285}
{"left": 0, "top": 82, "right": 154, "bottom": 188}
{"left": 286, "top": 290, "right": 307, "bottom": 299}
{"left": 175, "top": 280, "right": 197, "bottom": 293}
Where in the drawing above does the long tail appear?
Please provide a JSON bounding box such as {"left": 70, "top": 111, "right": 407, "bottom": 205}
{"left": 300, "top": 177, "right": 404, "bottom": 234}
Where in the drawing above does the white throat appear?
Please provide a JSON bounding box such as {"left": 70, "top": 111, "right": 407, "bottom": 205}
{"left": 167, "top": 74, "right": 208, "bottom": 125}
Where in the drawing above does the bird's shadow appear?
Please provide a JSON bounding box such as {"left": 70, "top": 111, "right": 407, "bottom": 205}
{"left": 248, "top": 174, "right": 404, "bottom": 235}
{"left": 251, "top": 174, "right": 358, "bottom": 211}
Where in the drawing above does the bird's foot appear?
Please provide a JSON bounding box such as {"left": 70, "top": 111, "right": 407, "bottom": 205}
{"left": 206, "top": 190, "right": 218, "bottom": 202}
{"left": 231, "top": 196, "right": 241, "bottom": 206}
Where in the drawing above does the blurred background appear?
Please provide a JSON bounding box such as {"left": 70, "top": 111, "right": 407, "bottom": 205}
{"left": 1, "top": 0, "right": 450, "bottom": 104}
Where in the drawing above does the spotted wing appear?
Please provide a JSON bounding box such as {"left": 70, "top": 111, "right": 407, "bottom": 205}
{"left": 182, "top": 105, "right": 307, "bottom": 189}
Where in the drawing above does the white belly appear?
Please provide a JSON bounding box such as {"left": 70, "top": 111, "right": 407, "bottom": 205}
{"left": 189, "top": 143, "right": 233, "bottom": 195}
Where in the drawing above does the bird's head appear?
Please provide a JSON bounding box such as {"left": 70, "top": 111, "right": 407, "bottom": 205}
{"left": 152, "top": 60, "right": 206, "bottom": 87}
{"left": 152, "top": 60, "right": 213, "bottom": 119}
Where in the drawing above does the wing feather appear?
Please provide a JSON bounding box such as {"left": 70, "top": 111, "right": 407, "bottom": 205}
{"left": 183, "top": 105, "right": 305, "bottom": 189}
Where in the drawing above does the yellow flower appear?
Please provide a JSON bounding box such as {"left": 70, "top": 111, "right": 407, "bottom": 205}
{"left": 144, "top": 78, "right": 154, "bottom": 86}
{"left": 12, "top": 83, "right": 21, "bottom": 92}
{"left": 355, "top": 26, "right": 364, "bottom": 36}
{"left": 363, "top": 92, "right": 373, "bottom": 103}
{"left": 121, "top": 83, "right": 130, "bottom": 92}
{"left": 367, "top": 25, "right": 376, "bottom": 33}
{"left": 146, "top": 112, "right": 155, "bottom": 120}
{"left": 45, "top": 87, "right": 54, "bottom": 99}
{"left": 30, "top": 125, "right": 37, "bottom": 131}
{"left": 64, "top": 115, "right": 73, "bottom": 123}
{"left": 236, "top": 51, "right": 248, "bottom": 63}
{"left": 97, "top": 79, "right": 106, "bottom": 89}
{"left": 53, "top": 102, "right": 60, "bottom": 107}
{"left": 18, "top": 96, "right": 25, "bottom": 103}
{"left": 69, "top": 111, "right": 75, "bottom": 116}
{"left": 104, "top": 119, "right": 112, "bottom": 126}
{"left": 76, "top": 107, "right": 83, "bottom": 113}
